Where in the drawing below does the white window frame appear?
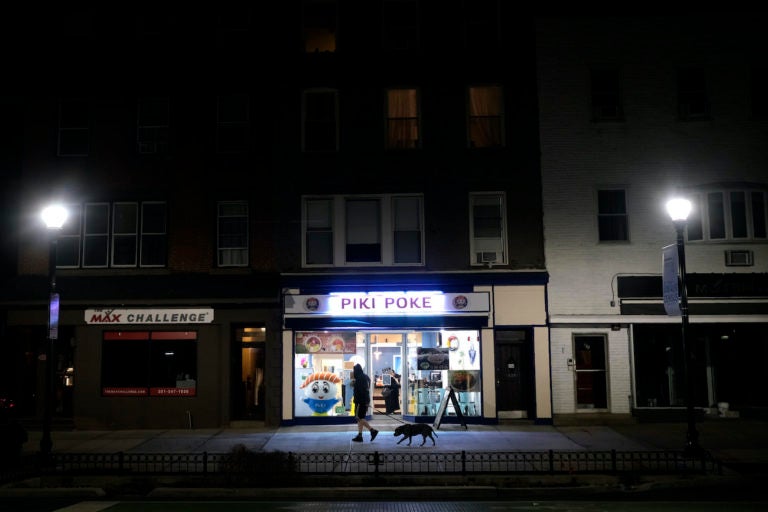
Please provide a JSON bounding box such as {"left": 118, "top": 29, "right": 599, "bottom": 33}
{"left": 596, "top": 188, "right": 629, "bottom": 242}
{"left": 686, "top": 188, "right": 768, "bottom": 242}
{"left": 55, "top": 204, "right": 82, "bottom": 269}
{"left": 302, "top": 194, "right": 424, "bottom": 268}
{"left": 217, "top": 200, "right": 249, "bottom": 267}
{"left": 139, "top": 201, "right": 167, "bottom": 268}
{"left": 111, "top": 202, "right": 139, "bottom": 268}
{"left": 469, "top": 191, "right": 507, "bottom": 266}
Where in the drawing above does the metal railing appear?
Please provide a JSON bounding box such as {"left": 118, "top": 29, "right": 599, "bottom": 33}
{"left": 1, "top": 449, "right": 719, "bottom": 480}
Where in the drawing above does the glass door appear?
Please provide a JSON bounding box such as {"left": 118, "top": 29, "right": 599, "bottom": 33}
{"left": 368, "top": 332, "right": 404, "bottom": 416}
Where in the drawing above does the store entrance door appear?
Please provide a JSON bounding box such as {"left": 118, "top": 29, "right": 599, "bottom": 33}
{"left": 494, "top": 329, "right": 532, "bottom": 418}
{"left": 232, "top": 326, "right": 266, "bottom": 421}
{"left": 368, "top": 332, "right": 404, "bottom": 417}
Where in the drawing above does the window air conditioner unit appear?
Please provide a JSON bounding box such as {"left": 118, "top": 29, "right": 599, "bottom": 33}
{"left": 478, "top": 251, "right": 499, "bottom": 264}
{"left": 724, "top": 250, "right": 753, "bottom": 267}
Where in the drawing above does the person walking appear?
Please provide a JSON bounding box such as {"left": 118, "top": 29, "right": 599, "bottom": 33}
{"left": 351, "top": 363, "right": 378, "bottom": 442}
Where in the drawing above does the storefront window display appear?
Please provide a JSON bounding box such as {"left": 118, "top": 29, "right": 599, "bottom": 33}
{"left": 293, "top": 329, "right": 481, "bottom": 418}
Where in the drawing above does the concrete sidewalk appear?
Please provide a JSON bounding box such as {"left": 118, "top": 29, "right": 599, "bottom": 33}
{"left": 18, "top": 416, "right": 768, "bottom": 467}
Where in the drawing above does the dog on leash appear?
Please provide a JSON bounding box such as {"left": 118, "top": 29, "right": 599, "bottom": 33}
{"left": 393, "top": 423, "right": 438, "bottom": 446}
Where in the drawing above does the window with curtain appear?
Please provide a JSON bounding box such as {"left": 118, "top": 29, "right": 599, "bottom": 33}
{"left": 303, "top": 0, "right": 337, "bottom": 53}
{"left": 217, "top": 201, "right": 249, "bottom": 267}
{"left": 468, "top": 85, "right": 504, "bottom": 148}
{"left": 386, "top": 88, "right": 420, "bottom": 149}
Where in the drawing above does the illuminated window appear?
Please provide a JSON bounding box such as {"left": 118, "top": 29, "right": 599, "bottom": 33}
{"left": 386, "top": 88, "right": 420, "bottom": 150}
{"left": 303, "top": 0, "right": 336, "bottom": 53}
{"left": 468, "top": 85, "right": 504, "bottom": 148}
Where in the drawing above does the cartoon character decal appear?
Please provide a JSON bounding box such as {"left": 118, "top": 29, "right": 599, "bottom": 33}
{"left": 300, "top": 371, "right": 341, "bottom": 416}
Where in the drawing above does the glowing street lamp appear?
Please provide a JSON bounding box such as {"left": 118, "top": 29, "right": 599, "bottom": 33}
{"left": 40, "top": 204, "right": 68, "bottom": 462}
{"left": 665, "top": 197, "right": 702, "bottom": 456}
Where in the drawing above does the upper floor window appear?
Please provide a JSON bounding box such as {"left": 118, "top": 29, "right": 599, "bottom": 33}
{"left": 58, "top": 99, "right": 89, "bottom": 156}
{"left": 590, "top": 67, "right": 624, "bottom": 122}
{"left": 217, "top": 201, "right": 249, "bottom": 267}
{"left": 677, "top": 67, "right": 709, "bottom": 121}
{"left": 382, "top": 0, "right": 419, "bottom": 51}
{"left": 752, "top": 65, "right": 767, "bottom": 119}
{"left": 303, "top": 0, "right": 336, "bottom": 53}
{"left": 55, "top": 201, "right": 167, "bottom": 269}
{"left": 303, "top": 89, "right": 338, "bottom": 152}
{"left": 216, "top": 95, "right": 250, "bottom": 154}
{"left": 468, "top": 85, "right": 504, "bottom": 148}
{"left": 302, "top": 194, "right": 424, "bottom": 267}
{"left": 385, "top": 88, "right": 420, "bottom": 150}
{"left": 469, "top": 192, "right": 507, "bottom": 266}
{"left": 686, "top": 188, "right": 767, "bottom": 242}
{"left": 463, "top": 0, "right": 500, "bottom": 51}
{"left": 137, "top": 97, "right": 169, "bottom": 154}
{"left": 597, "top": 189, "right": 629, "bottom": 242}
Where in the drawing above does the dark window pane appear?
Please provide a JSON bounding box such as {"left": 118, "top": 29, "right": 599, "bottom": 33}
{"left": 83, "top": 235, "right": 108, "bottom": 266}
{"left": 113, "top": 235, "right": 137, "bottom": 266}
{"left": 346, "top": 243, "right": 381, "bottom": 262}
{"left": 598, "top": 190, "right": 626, "bottom": 214}
{"left": 141, "top": 234, "right": 166, "bottom": 266}
{"left": 102, "top": 339, "right": 150, "bottom": 388}
{"left": 753, "top": 192, "right": 766, "bottom": 238}
{"left": 599, "top": 216, "right": 628, "bottom": 241}
{"left": 708, "top": 192, "right": 725, "bottom": 239}
{"left": 394, "top": 231, "right": 421, "bottom": 263}
{"left": 306, "top": 232, "right": 333, "bottom": 264}
{"left": 731, "top": 191, "right": 747, "bottom": 238}
{"left": 142, "top": 203, "right": 166, "bottom": 232}
{"left": 149, "top": 340, "right": 197, "bottom": 388}
{"left": 56, "top": 238, "right": 80, "bottom": 267}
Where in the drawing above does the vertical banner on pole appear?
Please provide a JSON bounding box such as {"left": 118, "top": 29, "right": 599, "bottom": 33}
{"left": 662, "top": 244, "right": 681, "bottom": 316}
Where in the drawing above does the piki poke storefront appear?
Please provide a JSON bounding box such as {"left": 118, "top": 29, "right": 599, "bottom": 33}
{"left": 282, "top": 290, "right": 491, "bottom": 425}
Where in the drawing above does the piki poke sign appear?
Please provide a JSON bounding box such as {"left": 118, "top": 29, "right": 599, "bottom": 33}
{"left": 286, "top": 291, "right": 490, "bottom": 317}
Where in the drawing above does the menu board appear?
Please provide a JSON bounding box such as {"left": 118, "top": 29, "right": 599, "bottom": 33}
{"left": 416, "top": 347, "right": 450, "bottom": 370}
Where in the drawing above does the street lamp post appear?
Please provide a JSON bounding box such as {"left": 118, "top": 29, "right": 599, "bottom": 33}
{"left": 40, "top": 205, "right": 68, "bottom": 462}
{"left": 665, "top": 198, "right": 701, "bottom": 457}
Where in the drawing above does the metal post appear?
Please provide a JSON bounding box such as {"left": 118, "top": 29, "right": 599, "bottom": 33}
{"left": 674, "top": 220, "right": 701, "bottom": 456}
{"left": 40, "top": 235, "right": 57, "bottom": 461}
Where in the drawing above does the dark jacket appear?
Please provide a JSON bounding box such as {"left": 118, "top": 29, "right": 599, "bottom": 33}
{"left": 352, "top": 364, "right": 371, "bottom": 405}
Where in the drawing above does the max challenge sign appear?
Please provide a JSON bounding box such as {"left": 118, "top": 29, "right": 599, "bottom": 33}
{"left": 86, "top": 308, "right": 214, "bottom": 325}
{"left": 284, "top": 292, "right": 490, "bottom": 317}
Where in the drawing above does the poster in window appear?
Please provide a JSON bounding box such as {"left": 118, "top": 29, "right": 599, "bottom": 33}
{"left": 416, "top": 347, "right": 449, "bottom": 370}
